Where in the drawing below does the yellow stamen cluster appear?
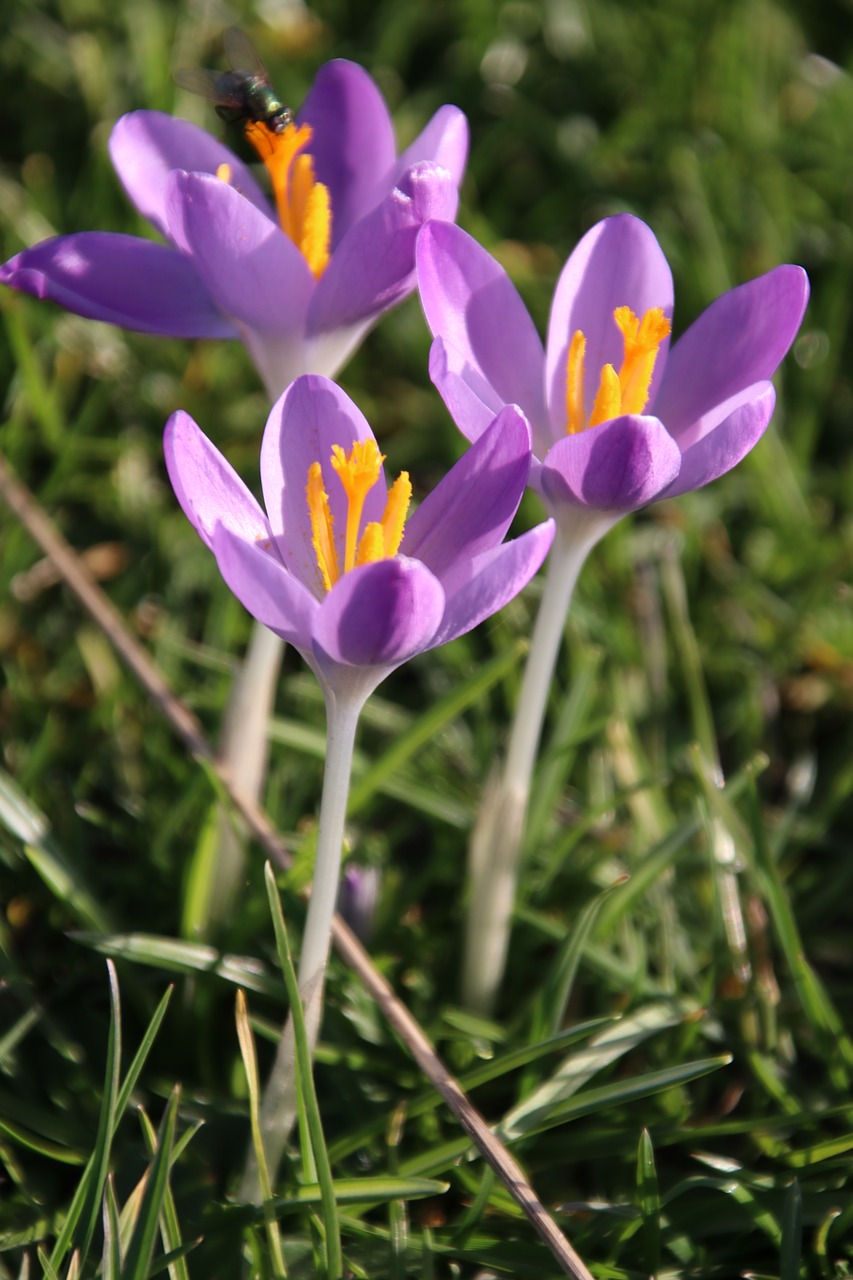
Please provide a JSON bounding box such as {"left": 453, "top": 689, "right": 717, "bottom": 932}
{"left": 307, "top": 440, "right": 412, "bottom": 594}
{"left": 244, "top": 120, "right": 332, "bottom": 279}
{"left": 565, "top": 306, "right": 671, "bottom": 435}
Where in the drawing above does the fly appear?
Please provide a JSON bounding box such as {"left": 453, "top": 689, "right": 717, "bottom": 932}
{"left": 174, "top": 27, "right": 292, "bottom": 134}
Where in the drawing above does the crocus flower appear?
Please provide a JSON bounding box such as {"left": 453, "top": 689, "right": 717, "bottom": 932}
{"left": 416, "top": 213, "right": 809, "bottom": 1014}
{"left": 164, "top": 374, "right": 554, "bottom": 701}
{"left": 417, "top": 213, "right": 809, "bottom": 539}
{"left": 1, "top": 61, "right": 468, "bottom": 398}
{"left": 165, "top": 372, "right": 553, "bottom": 1187}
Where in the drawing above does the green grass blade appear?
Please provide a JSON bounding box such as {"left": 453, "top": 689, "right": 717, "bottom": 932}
{"left": 264, "top": 862, "right": 342, "bottom": 1280}
{"left": 51, "top": 961, "right": 121, "bottom": 1270}
{"left": 636, "top": 1128, "right": 660, "bottom": 1279}
{"left": 779, "top": 1180, "right": 802, "bottom": 1280}
{"left": 137, "top": 1109, "right": 192, "bottom": 1280}
{"left": 102, "top": 1178, "right": 122, "bottom": 1280}
{"left": 73, "top": 932, "right": 281, "bottom": 998}
{"left": 120, "top": 1086, "right": 180, "bottom": 1280}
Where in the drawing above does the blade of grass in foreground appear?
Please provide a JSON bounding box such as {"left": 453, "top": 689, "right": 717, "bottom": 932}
{"left": 120, "top": 1087, "right": 180, "bottom": 1280}
{"left": 264, "top": 862, "right": 343, "bottom": 1280}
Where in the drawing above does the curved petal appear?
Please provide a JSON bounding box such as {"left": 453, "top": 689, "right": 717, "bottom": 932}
{"left": 429, "top": 521, "right": 555, "bottom": 649}
{"left": 166, "top": 171, "right": 314, "bottom": 335}
{"left": 164, "top": 410, "right": 270, "bottom": 550}
{"left": 299, "top": 60, "right": 397, "bottom": 245}
{"left": 541, "top": 414, "right": 682, "bottom": 513}
{"left": 427, "top": 337, "right": 507, "bottom": 444}
{"left": 392, "top": 105, "right": 469, "bottom": 190}
{"left": 314, "top": 557, "right": 444, "bottom": 667}
{"left": 259, "top": 375, "right": 386, "bottom": 591}
{"left": 212, "top": 524, "right": 318, "bottom": 651}
{"left": 545, "top": 215, "right": 673, "bottom": 442}
{"left": 662, "top": 382, "right": 776, "bottom": 498}
{"left": 307, "top": 162, "right": 458, "bottom": 337}
{"left": 416, "top": 222, "right": 548, "bottom": 437}
{"left": 108, "top": 110, "right": 270, "bottom": 240}
{"left": 0, "top": 233, "right": 238, "bottom": 339}
{"left": 653, "top": 265, "right": 809, "bottom": 443}
{"left": 402, "top": 405, "right": 531, "bottom": 577}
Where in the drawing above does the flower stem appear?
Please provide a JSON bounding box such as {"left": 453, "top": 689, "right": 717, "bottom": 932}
{"left": 461, "top": 517, "right": 606, "bottom": 1014}
{"left": 239, "top": 686, "right": 364, "bottom": 1200}
{"left": 208, "top": 622, "right": 285, "bottom": 930}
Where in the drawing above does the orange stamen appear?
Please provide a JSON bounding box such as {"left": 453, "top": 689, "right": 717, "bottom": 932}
{"left": 244, "top": 119, "right": 332, "bottom": 279}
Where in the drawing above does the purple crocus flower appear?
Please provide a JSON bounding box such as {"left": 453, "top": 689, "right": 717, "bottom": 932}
{"left": 164, "top": 374, "right": 554, "bottom": 702}
{"left": 1, "top": 61, "right": 468, "bottom": 398}
{"left": 416, "top": 213, "right": 809, "bottom": 537}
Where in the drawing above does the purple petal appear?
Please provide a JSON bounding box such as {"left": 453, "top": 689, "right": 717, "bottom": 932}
{"left": 313, "top": 557, "right": 444, "bottom": 667}
{"left": 541, "top": 415, "right": 682, "bottom": 513}
{"left": 212, "top": 524, "right": 319, "bottom": 651}
{"left": 108, "top": 110, "right": 269, "bottom": 241}
{"left": 299, "top": 60, "right": 396, "bottom": 245}
{"left": 392, "top": 105, "right": 469, "bottom": 190}
{"left": 307, "top": 163, "right": 459, "bottom": 337}
{"left": 662, "top": 382, "right": 776, "bottom": 498}
{"left": 0, "top": 233, "right": 237, "bottom": 338}
{"left": 545, "top": 215, "right": 674, "bottom": 442}
{"left": 416, "top": 222, "right": 548, "bottom": 436}
{"left": 428, "top": 337, "right": 507, "bottom": 444}
{"left": 164, "top": 410, "right": 270, "bottom": 550}
{"left": 429, "top": 521, "right": 555, "bottom": 649}
{"left": 166, "top": 171, "right": 314, "bottom": 334}
{"left": 402, "top": 405, "right": 531, "bottom": 577}
{"left": 653, "top": 265, "right": 809, "bottom": 443}
{"left": 259, "top": 375, "right": 386, "bottom": 592}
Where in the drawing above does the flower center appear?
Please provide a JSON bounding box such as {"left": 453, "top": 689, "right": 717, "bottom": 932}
{"left": 306, "top": 440, "right": 412, "bottom": 593}
{"left": 243, "top": 119, "right": 332, "bottom": 279}
{"left": 565, "top": 306, "right": 671, "bottom": 435}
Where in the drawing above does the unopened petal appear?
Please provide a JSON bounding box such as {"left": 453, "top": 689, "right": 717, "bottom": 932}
{"left": 393, "top": 105, "right": 469, "bottom": 190}
{"left": 313, "top": 557, "right": 444, "bottom": 667}
{"left": 541, "top": 414, "right": 682, "bottom": 514}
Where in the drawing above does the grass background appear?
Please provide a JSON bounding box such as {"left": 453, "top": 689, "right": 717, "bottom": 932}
{"left": 1, "top": 0, "right": 853, "bottom": 1275}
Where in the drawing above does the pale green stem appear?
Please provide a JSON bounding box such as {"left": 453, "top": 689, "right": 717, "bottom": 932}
{"left": 239, "top": 684, "right": 365, "bottom": 1201}
{"left": 209, "top": 623, "right": 285, "bottom": 925}
{"left": 461, "top": 515, "right": 609, "bottom": 1014}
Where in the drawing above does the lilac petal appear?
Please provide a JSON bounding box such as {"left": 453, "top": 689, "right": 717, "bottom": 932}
{"left": 0, "top": 233, "right": 237, "bottom": 339}
{"left": 392, "top": 105, "right": 469, "bottom": 190}
{"left": 259, "top": 375, "right": 386, "bottom": 591}
{"left": 212, "top": 524, "right": 319, "bottom": 652}
{"left": 428, "top": 337, "right": 507, "bottom": 444}
{"left": 429, "top": 521, "right": 555, "bottom": 649}
{"left": 299, "top": 60, "right": 397, "bottom": 246}
{"left": 402, "top": 405, "right": 531, "bottom": 578}
{"left": 662, "top": 382, "right": 776, "bottom": 499}
{"left": 314, "top": 557, "right": 444, "bottom": 667}
{"left": 545, "top": 215, "right": 673, "bottom": 442}
{"left": 417, "top": 222, "right": 548, "bottom": 434}
{"left": 307, "top": 163, "right": 459, "bottom": 337}
{"left": 108, "top": 111, "right": 269, "bottom": 241}
{"left": 166, "top": 171, "right": 314, "bottom": 334}
{"left": 541, "top": 415, "right": 682, "bottom": 513}
{"left": 164, "top": 411, "right": 270, "bottom": 551}
{"left": 653, "top": 266, "right": 809, "bottom": 443}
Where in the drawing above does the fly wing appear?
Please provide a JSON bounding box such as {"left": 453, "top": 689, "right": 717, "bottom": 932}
{"left": 173, "top": 67, "right": 242, "bottom": 107}
{"left": 223, "top": 27, "right": 268, "bottom": 77}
